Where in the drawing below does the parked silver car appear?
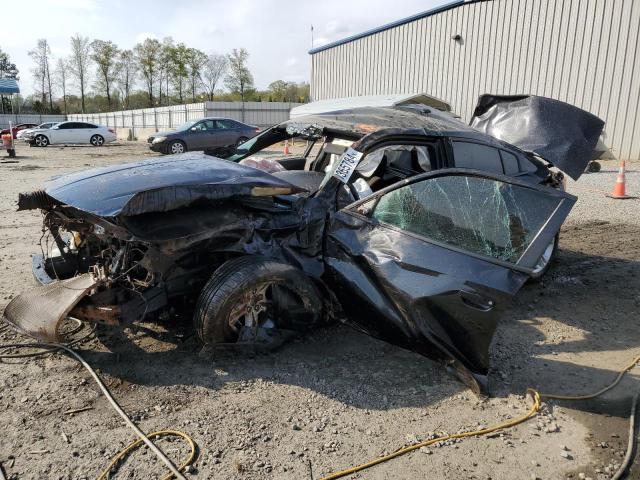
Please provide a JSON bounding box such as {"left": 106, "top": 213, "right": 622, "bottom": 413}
{"left": 16, "top": 122, "right": 59, "bottom": 140}
{"left": 25, "top": 121, "right": 117, "bottom": 147}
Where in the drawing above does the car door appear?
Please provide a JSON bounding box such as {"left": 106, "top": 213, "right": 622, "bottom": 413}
{"left": 50, "top": 122, "right": 75, "bottom": 143}
{"left": 324, "top": 169, "right": 575, "bottom": 394}
{"left": 185, "top": 120, "right": 215, "bottom": 150}
{"left": 64, "top": 122, "right": 90, "bottom": 144}
{"left": 213, "top": 119, "right": 240, "bottom": 147}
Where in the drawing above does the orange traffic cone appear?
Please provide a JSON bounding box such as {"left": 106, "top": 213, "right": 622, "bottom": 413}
{"left": 607, "top": 160, "right": 635, "bottom": 199}
{"left": 283, "top": 140, "right": 290, "bottom": 155}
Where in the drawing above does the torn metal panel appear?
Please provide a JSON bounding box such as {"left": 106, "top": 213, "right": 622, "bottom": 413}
{"left": 470, "top": 95, "right": 605, "bottom": 180}
{"left": 2, "top": 273, "right": 99, "bottom": 342}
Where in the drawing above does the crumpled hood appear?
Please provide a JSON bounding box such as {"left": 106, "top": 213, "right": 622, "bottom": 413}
{"left": 470, "top": 95, "right": 605, "bottom": 180}
{"left": 39, "top": 152, "right": 304, "bottom": 217}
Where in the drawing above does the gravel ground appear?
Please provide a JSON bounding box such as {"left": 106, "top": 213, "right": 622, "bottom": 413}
{"left": 565, "top": 160, "right": 640, "bottom": 225}
{"left": 0, "top": 143, "right": 639, "bottom": 480}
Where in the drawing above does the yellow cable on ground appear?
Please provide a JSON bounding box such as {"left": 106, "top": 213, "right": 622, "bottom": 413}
{"left": 320, "top": 355, "right": 640, "bottom": 480}
{"left": 540, "top": 355, "right": 640, "bottom": 401}
{"left": 98, "top": 430, "right": 197, "bottom": 480}
{"left": 0, "top": 322, "right": 197, "bottom": 480}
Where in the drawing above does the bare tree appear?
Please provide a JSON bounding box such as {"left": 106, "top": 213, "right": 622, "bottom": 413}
{"left": 186, "top": 48, "right": 207, "bottom": 102}
{"left": 116, "top": 49, "right": 137, "bottom": 109}
{"left": 225, "top": 48, "right": 254, "bottom": 106}
{"left": 202, "top": 53, "right": 228, "bottom": 101}
{"left": 54, "top": 58, "right": 70, "bottom": 114}
{"left": 90, "top": 39, "right": 120, "bottom": 109}
{"left": 29, "top": 39, "right": 54, "bottom": 112}
{"left": 69, "top": 34, "right": 92, "bottom": 113}
{"left": 134, "top": 38, "right": 162, "bottom": 106}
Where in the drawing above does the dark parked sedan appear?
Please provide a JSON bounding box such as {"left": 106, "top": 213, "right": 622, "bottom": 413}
{"left": 148, "top": 117, "right": 259, "bottom": 154}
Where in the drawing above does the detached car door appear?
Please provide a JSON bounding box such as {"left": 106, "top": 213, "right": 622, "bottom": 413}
{"left": 324, "top": 170, "right": 575, "bottom": 394}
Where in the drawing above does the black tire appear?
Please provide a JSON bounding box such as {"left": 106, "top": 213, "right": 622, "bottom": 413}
{"left": 34, "top": 134, "right": 49, "bottom": 147}
{"left": 167, "top": 140, "right": 186, "bottom": 155}
{"left": 90, "top": 134, "right": 104, "bottom": 146}
{"left": 194, "top": 256, "right": 323, "bottom": 346}
{"left": 528, "top": 233, "right": 559, "bottom": 282}
{"left": 236, "top": 136, "right": 249, "bottom": 147}
{"left": 586, "top": 161, "right": 602, "bottom": 173}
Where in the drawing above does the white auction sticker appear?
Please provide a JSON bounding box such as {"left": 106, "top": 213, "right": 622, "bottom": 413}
{"left": 332, "top": 148, "right": 363, "bottom": 184}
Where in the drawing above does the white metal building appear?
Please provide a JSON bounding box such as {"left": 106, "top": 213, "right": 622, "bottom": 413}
{"left": 309, "top": 0, "right": 640, "bottom": 160}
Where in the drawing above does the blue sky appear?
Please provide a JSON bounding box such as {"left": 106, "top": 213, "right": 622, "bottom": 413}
{"left": 3, "top": 0, "right": 447, "bottom": 96}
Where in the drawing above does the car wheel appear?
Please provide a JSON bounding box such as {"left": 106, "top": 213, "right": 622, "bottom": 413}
{"left": 194, "top": 256, "right": 323, "bottom": 347}
{"left": 236, "top": 136, "right": 249, "bottom": 147}
{"left": 168, "top": 140, "right": 186, "bottom": 154}
{"left": 90, "top": 134, "right": 104, "bottom": 146}
{"left": 529, "top": 233, "right": 559, "bottom": 281}
{"left": 586, "top": 161, "right": 601, "bottom": 173}
{"left": 34, "top": 135, "right": 49, "bottom": 147}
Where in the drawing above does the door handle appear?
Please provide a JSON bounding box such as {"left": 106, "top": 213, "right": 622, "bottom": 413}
{"left": 459, "top": 290, "right": 495, "bottom": 311}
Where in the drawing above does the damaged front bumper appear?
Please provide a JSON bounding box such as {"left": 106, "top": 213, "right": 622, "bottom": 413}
{"left": 3, "top": 273, "right": 101, "bottom": 342}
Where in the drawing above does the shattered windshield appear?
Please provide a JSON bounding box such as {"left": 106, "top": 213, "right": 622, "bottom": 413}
{"left": 372, "top": 175, "right": 560, "bottom": 264}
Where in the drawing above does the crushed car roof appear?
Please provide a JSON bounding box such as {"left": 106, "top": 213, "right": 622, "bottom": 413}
{"left": 280, "top": 106, "right": 490, "bottom": 140}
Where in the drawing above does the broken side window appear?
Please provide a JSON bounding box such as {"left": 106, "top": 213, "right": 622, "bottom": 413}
{"left": 371, "top": 175, "right": 560, "bottom": 264}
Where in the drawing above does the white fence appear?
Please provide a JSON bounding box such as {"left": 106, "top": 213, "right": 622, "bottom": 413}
{"left": 68, "top": 101, "right": 302, "bottom": 139}
{"left": 0, "top": 114, "right": 66, "bottom": 129}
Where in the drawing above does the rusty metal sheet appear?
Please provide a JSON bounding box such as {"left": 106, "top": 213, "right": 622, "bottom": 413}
{"left": 2, "top": 273, "right": 98, "bottom": 342}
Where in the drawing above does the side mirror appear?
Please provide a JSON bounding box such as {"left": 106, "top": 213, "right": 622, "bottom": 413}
{"left": 190, "top": 127, "right": 197, "bottom": 132}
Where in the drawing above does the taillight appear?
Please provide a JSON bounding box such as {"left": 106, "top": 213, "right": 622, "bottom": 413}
{"left": 108, "top": 128, "right": 116, "bottom": 134}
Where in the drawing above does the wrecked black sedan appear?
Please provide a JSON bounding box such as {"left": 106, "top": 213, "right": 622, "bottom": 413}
{"left": 4, "top": 95, "right": 603, "bottom": 394}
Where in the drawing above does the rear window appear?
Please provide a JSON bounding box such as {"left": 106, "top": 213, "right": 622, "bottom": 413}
{"left": 452, "top": 141, "right": 503, "bottom": 174}
{"left": 216, "top": 120, "right": 236, "bottom": 129}
{"left": 500, "top": 150, "right": 520, "bottom": 175}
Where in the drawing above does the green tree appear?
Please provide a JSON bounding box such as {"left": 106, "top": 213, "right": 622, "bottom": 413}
{"left": 0, "top": 47, "right": 19, "bottom": 113}
{"left": 116, "top": 49, "right": 137, "bottom": 109}
{"left": 268, "top": 80, "right": 311, "bottom": 103}
{"left": 168, "top": 43, "right": 190, "bottom": 103}
{"left": 267, "top": 80, "right": 288, "bottom": 102}
{"left": 158, "top": 37, "right": 175, "bottom": 105}
{"left": 0, "top": 48, "right": 19, "bottom": 79}
{"left": 225, "top": 48, "right": 254, "bottom": 105}
{"left": 134, "top": 38, "right": 162, "bottom": 106}
{"left": 91, "top": 39, "right": 120, "bottom": 109}
{"left": 186, "top": 48, "right": 207, "bottom": 102}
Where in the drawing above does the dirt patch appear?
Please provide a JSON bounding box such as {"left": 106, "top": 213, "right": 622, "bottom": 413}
{"left": 0, "top": 145, "right": 638, "bottom": 479}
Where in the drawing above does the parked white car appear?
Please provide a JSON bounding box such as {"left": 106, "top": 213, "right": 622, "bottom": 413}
{"left": 16, "top": 122, "right": 59, "bottom": 140}
{"left": 25, "top": 121, "right": 117, "bottom": 147}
